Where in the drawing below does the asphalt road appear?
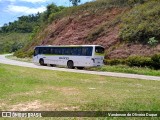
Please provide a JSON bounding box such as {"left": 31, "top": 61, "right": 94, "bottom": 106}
{"left": 0, "top": 54, "right": 160, "bottom": 81}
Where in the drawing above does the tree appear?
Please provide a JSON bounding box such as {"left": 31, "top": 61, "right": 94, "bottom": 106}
{"left": 42, "top": 4, "right": 65, "bottom": 23}
{"left": 0, "top": 3, "right": 65, "bottom": 33}
{"left": 69, "top": 0, "right": 81, "bottom": 6}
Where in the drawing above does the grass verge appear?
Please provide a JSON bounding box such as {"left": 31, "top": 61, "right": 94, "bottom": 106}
{"left": 88, "top": 65, "right": 160, "bottom": 77}
{"left": 0, "top": 63, "right": 160, "bottom": 112}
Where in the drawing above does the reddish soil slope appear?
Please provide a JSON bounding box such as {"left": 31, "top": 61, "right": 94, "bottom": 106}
{"left": 31, "top": 8, "right": 160, "bottom": 59}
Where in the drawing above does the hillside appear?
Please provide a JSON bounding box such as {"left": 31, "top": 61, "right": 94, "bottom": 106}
{"left": 0, "top": 4, "right": 65, "bottom": 55}
{"left": 0, "top": 33, "right": 31, "bottom": 54}
{"left": 17, "top": 0, "right": 160, "bottom": 59}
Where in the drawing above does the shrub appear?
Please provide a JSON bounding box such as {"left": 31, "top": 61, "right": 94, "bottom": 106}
{"left": 119, "top": 0, "right": 160, "bottom": 43}
{"left": 14, "top": 49, "right": 34, "bottom": 58}
{"left": 126, "top": 56, "right": 152, "bottom": 67}
{"left": 26, "top": 50, "right": 34, "bottom": 57}
{"left": 86, "top": 27, "right": 104, "bottom": 41}
{"left": 151, "top": 54, "right": 160, "bottom": 69}
{"left": 148, "top": 37, "right": 158, "bottom": 46}
{"left": 14, "top": 50, "right": 27, "bottom": 58}
{"left": 104, "top": 59, "right": 125, "bottom": 65}
{"left": 105, "top": 54, "right": 160, "bottom": 70}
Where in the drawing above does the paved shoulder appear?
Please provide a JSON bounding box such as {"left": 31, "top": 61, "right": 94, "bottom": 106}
{"left": 0, "top": 54, "right": 160, "bottom": 81}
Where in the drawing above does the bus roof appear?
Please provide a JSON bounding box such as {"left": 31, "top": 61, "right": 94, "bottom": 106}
{"left": 35, "top": 45, "right": 104, "bottom": 48}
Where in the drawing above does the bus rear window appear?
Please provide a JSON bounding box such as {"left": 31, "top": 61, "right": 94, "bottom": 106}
{"left": 95, "top": 47, "right": 104, "bottom": 54}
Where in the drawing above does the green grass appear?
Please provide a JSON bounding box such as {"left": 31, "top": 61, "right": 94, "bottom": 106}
{"left": 0, "top": 63, "right": 160, "bottom": 113}
{"left": 88, "top": 65, "right": 160, "bottom": 76}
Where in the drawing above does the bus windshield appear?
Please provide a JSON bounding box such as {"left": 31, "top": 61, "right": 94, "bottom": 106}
{"left": 34, "top": 47, "right": 39, "bottom": 56}
{"left": 95, "top": 46, "right": 104, "bottom": 54}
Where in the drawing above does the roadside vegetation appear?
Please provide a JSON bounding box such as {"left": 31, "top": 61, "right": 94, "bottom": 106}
{"left": 105, "top": 54, "right": 160, "bottom": 70}
{"left": 119, "top": 0, "right": 160, "bottom": 44}
{"left": 88, "top": 65, "right": 160, "bottom": 77}
{"left": 0, "top": 63, "right": 160, "bottom": 112}
{"left": 0, "top": 33, "right": 31, "bottom": 54}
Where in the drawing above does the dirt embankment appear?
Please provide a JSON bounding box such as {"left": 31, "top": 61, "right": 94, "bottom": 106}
{"left": 32, "top": 8, "right": 160, "bottom": 59}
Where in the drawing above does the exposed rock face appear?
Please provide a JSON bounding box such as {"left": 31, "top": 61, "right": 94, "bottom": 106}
{"left": 31, "top": 8, "right": 160, "bottom": 59}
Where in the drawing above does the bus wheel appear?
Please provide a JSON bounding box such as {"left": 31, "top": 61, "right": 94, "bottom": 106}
{"left": 67, "top": 61, "right": 74, "bottom": 69}
{"left": 50, "top": 64, "right": 56, "bottom": 67}
{"left": 77, "top": 67, "right": 84, "bottom": 70}
{"left": 39, "top": 59, "right": 46, "bottom": 66}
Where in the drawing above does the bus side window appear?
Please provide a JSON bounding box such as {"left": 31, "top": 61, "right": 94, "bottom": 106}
{"left": 39, "top": 47, "right": 44, "bottom": 54}
{"left": 48, "top": 47, "right": 51, "bottom": 54}
{"left": 64, "top": 47, "right": 70, "bottom": 55}
{"left": 54, "top": 47, "right": 62, "bottom": 55}
{"left": 70, "top": 48, "right": 74, "bottom": 55}
{"left": 61, "top": 48, "right": 66, "bottom": 55}
{"left": 42, "top": 48, "right": 47, "bottom": 54}
{"left": 82, "top": 47, "right": 87, "bottom": 56}
{"left": 40, "top": 47, "right": 50, "bottom": 54}
{"left": 58, "top": 48, "right": 62, "bottom": 55}
{"left": 86, "top": 47, "right": 93, "bottom": 56}
{"left": 77, "top": 48, "right": 82, "bottom": 55}
{"left": 51, "top": 48, "right": 55, "bottom": 54}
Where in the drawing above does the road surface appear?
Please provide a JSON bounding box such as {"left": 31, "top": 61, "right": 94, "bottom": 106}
{"left": 0, "top": 54, "right": 160, "bottom": 81}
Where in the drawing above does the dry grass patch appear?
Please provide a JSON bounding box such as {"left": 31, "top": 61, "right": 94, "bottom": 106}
{"left": 9, "top": 100, "right": 68, "bottom": 111}
{"left": 10, "top": 100, "right": 42, "bottom": 111}
{"left": 55, "top": 87, "right": 80, "bottom": 96}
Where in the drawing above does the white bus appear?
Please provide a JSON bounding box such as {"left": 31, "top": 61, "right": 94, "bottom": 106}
{"left": 33, "top": 45, "right": 104, "bottom": 69}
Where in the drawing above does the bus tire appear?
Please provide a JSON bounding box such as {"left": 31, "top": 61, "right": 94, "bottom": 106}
{"left": 50, "top": 64, "right": 56, "bottom": 67}
{"left": 39, "top": 59, "right": 46, "bottom": 66}
{"left": 77, "top": 67, "right": 84, "bottom": 70}
{"left": 67, "top": 60, "right": 74, "bottom": 69}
